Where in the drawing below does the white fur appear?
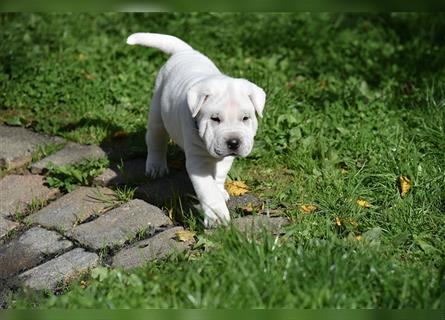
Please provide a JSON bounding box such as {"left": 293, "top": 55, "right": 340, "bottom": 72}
{"left": 127, "top": 32, "right": 266, "bottom": 227}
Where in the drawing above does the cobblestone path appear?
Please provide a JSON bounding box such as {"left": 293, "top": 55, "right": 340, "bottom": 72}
{"left": 0, "top": 125, "right": 289, "bottom": 304}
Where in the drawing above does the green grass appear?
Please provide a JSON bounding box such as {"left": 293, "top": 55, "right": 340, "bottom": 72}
{"left": 1, "top": 13, "right": 445, "bottom": 308}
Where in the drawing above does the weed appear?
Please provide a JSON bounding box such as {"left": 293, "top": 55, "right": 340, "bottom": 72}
{"left": 30, "top": 142, "right": 66, "bottom": 163}
{"left": 45, "top": 158, "right": 109, "bottom": 193}
{"left": 164, "top": 193, "right": 201, "bottom": 232}
{"left": 14, "top": 198, "right": 49, "bottom": 222}
{"left": 113, "top": 186, "right": 136, "bottom": 204}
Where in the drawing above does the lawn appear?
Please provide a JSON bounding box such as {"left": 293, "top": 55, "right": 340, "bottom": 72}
{"left": 1, "top": 13, "right": 444, "bottom": 308}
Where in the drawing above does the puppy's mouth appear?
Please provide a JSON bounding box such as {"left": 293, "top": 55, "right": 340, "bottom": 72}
{"left": 214, "top": 149, "right": 238, "bottom": 158}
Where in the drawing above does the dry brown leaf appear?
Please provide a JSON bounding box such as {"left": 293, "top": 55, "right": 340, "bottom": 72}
{"left": 112, "top": 130, "right": 129, "bottom": 139}
{"left": 356, "top": 199, "right": 372, "bottom": 208}
{"left": 399, "top": 175, "right": 411, "bottom": 198}
{"left": 175, "top": 230, "right": 196, "bottom": 242}
{"left": 225, "top": 180, "right": 249, "bottom": 196}
{"left": 300, "top": 204, "right": 317, "bottom": 213}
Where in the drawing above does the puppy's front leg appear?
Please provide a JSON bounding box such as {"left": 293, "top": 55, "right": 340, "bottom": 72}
{"left": 215, "top": 156, "right": 234, "bottom": 201}
{"left": 186, "top": 155, "right": 230, "bottom": 227}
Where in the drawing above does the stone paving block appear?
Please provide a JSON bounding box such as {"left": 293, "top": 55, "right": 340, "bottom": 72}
{"left": 27, "top": 186, "right": 116, "bottom": 232}
{"left": 0, "top": 217, "right": 19, "bottom": 240}
{"left": 227, "top": 194, "right": 263, "bottom": 211}
{"left": 93, "top": 158, "right": 146, "bottom": 186}
{"left": 0, "top": 227, "right": 72, "bottom": 279}
{"left": 30, "top": 142, "right": 107, "bottom": 174}
{"left": 0, "top": 125, "right": 64, "bottom": 170}
{"left": 136, "top": 171, "right": 195, "bottom": 206}
{"left": 69, "top": 199, "right": 172, "bottom": 250}
{"left": 18, "top": 248, "right": 99, "bottom": 290}
{"left": 232, "top": 215, "right": 290, "bottom": 235}
{"left": 112, "top": 226, "right": 192, "bottom": 269}
{"left": 0, "top": 175, "right": 59, "bottom": 218}
{"left": 100, "top": 135, "right": 146, "bottom": 161}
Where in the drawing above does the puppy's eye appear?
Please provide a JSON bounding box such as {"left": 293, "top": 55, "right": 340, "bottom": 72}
{"left": 211, "top": 116, "right": 221, "bottom": 123}
{"left": 242, "top": 116, "right": 250, "bottom": 121}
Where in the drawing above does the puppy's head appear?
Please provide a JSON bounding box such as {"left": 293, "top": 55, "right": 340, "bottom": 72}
{"left": 187, "top": 76, "right": 266, "bottom": 158}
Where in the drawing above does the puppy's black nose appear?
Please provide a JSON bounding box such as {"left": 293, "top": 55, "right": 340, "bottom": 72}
{"left": 227, "top": 138, "right": 240, "bottom": 150}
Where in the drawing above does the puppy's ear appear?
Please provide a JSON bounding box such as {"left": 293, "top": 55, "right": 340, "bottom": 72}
{"left": 245, "top": 81, "right": 266, "bottom": 118}
{"left": 187, "top": 83, "right": 210, "bottom": 118}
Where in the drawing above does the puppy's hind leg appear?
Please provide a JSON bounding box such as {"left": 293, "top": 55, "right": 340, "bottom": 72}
{"left": 145, "top": 90, "right": 169, "bottom": 179}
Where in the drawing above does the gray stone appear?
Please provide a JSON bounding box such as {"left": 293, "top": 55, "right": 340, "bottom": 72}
{"left": 100, "top": 135, "right": 146, "bottom": 161}
{"left": 0, "top": 286, "right": 11, "bottom": 308}
{"left": 232, "top": 215, "right": 290, "bottom": 235}
{"left": 136, "top": 171, "right": 195, "bottom": 206}
{"left": 112, "top": 226, "right": 192, "bottom": 269}
{"left": 69, "top": 199, "right": 172, "bottom": 250}
{"left": 0, "top": 175, "right": 59, "bottom": 218}
{"left": 93, "top": 158, "right": 146, "bottom": 186}
{"left": 227, "top": 194, "right": 263, "bottom": 211}
{"left": 0, "top": 217, "right": 19, "bottom": 240}
{"left": 0, "top": 227, "right": 72, "bottom": 279}
{"left": 27, "top": 186, "right": 116, "bottom": 232}
{"left": 18, "top": 248, "right": 99, "bottom": 290}
{"left": 0, "top": 125, "right": 64, "bottom": 170}
{"left": 30, "top": 142, "right": 107, "bottom": 174}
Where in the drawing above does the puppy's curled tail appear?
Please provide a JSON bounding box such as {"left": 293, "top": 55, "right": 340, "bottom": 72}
{"left": 127, "top": 33, "right": 193, "bottom": 55}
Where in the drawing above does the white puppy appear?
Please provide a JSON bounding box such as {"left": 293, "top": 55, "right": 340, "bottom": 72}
{"left": 127, "top": 33, "right": 266, "bottom": 227}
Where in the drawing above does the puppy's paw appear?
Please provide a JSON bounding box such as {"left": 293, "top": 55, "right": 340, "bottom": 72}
{"left": 218, "top": 186, "right": 230, "bottom": 202}
{"left": 145, "top": 161, "right": 169, "bottom": 179}
{"left": 203, "top": 203, "right": 230, "bottom": 228}
{"left": 204, "top": 215, "right": 230, "bottom": 228}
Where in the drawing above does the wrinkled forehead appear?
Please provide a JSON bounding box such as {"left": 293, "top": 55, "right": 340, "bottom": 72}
{"left": 208, "top": 80, "right": 254, "bottom": 116}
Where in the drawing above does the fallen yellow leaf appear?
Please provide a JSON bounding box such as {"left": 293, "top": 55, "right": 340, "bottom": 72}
{"left": 356, "top": 199, "right": 372, "bottom": 208}
{"left": 84, "top": 73, "right": 95, "bottom": 80}
{"left": 399, "top": 175, "right": 411, "bottom": 198}
{"left": 335, "top": 216, "right": 342, "bottom": 226}
{"left": 242, "top": 202, "right": 254, "bottom": 213}
{"left": 348, "top": 219, "right": 359, "bottom": 228}
{"left": 175, "top": 230, "right": 196, "bottom": 242}
{"left": 355, "top": 235, "right": 363, "bottom": 241}
{"left": 77, "top": 53, "right": 87, "bottom": 61}
{"left": 167, "top": 208, "right": 173, "bottom": 220}
{"left": 300, "top": 204, "right": 317, "bottom": 213}
{"left": 225, "top": 180, "right": 249, "bottom": 196}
